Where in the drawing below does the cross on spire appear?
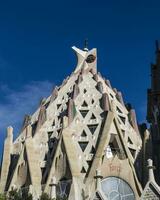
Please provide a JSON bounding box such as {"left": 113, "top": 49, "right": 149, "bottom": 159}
{"left": 84, "top": 39, "right": 89, "bottom": 52}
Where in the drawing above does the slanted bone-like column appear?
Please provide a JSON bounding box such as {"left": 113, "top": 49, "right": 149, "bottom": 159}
{"left": 73, "top": 84, "right": 79, "bottom": 100}
{"left": 36, "top": 100, "right": 47, "bottom": 132}
{"left": 129, "top": 109, "right": 139, "bottom": 133}
{"left": 77, "top": 74, "right": 83, "bottom": 84}
{"left": 50, "top": 86, "right": 58, "bottom": 103}
{"left": 68, "top": 99, "right": 76, "bottom": 125}
{"left": 22, "top": 114, "right": 31, "bottom": 130}
{"left": 105, "top": 79, "right": 112, "bottom": 88}
{"left": 116, "top": 91, "right": 125, "bottom": 106}
{"left": 100, "top": 93, "right": 110, "bottom": 111}
{"left": 96, "top": 82, "right": 103, "bottom": 94}
{"left": 93, "top": 74, "right": 99, "bottom": 82}
{"left": 26, "top": 124, "right": 32, "bottom": 138}
{"left": 0, "top": 126, "right": 13, "bottom": 193}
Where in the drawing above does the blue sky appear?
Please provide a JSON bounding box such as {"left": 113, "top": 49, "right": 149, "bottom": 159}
{"left": 0, "top": 0, "right": 160, "bottom": 154}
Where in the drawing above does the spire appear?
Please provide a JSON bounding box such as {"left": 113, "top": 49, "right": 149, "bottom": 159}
{"left": 7, "top": 126, "right": 13, "bottom": 138}
{"left": 147, "top": 159, "right": 155, "bottom": 182}
{"left": 155, "top": 40, "right": 160, "bottom": 65}
{"left": 84, "top": 39, "right": 89, "bottom": 52}
{"left": 155, "top": 40, "right": 160, "bottom": 53}
{"left": 149, "top": 40, "right": 160, "bottom": 91}
{"left": 72, "top": 45, "right": 97, "bottom": 73}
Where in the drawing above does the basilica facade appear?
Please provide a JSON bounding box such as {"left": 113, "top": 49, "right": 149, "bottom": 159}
{"left": 0, "top": 44, "right": 160, "bottom": 199}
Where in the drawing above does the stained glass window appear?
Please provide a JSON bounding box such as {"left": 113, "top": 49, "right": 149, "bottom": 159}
{"left": 101, "top": 177, "right": 135, "bottom": 200}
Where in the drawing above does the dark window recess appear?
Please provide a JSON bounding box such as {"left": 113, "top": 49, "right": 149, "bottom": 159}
{"left": 121, "top": 129, "right": 125, "bottom": 137}
{"left": 48, "top": 131, "right": 53, "bottom": 139}
{"left": 31, "top": 122, "right": 38, "bottom": 137}
{"left": 109, "top": 142, "right": 117, "bottom": 154}
{"left": 87, "top": 124, "right": 98, "bottom": 135}
{"left": 129, "top": 148, "right": 136, "bottom": 158}
{"left": 90, "top": 146, "right": 96, "bottom": 154}
{"left": 128, "top": 137, "right": 133, "bottom": 145}
{"left": 49, "top": 142, "right": 54, "bottom": 153}
{"left": 45, "top": 102, "right": 50, "bottom": 109}
{"left": 57, "top": 129, "right": 62, "bottom": 135}
{"left": 79, "top": 110, "right": 89, "bottom": 118}
{"left": 84, "top": 89, "right": 87, "bottom": 93}
{"left": 87, "top": 160, "right": 92, "bottom": 168}
{"left": 52, "top": 120, "right": 55, "bottom": 126}
{"left": 57, "top": 104, "right": 61, "bottom": 109}
{"left": 78, "top": 141, "right": 88, "bottom": 152}
{"left": 67, "top": 92, "right": 72, "bottom": 98}
{"left": 81, "top": 101, "right": 88, "bottom": 107}
{"left": 110, "top": 93, "right": 114, "bottom": 98}
{"left": 116, "top": 106, "right": 122, "bottom": 113}
{"left": 50, "top": 137, "right": 57, "bottom": 143}
{"left": 109, "top": 142, "right": 114, "bottom": 149}
{"left": 75, "top": 78, "right": 79, "bottom": 84}
{"left": 70, "top": 91, "right": 74, "bottom": 99}
{"left": 95, "top": 192, "right": 103, "bottom": 200}
{"left": 48, "top": 138, "right": 58, "bottom": 154}
{"left": 109, "top": 138, "right": 126, "bottom": 159}
{"left": 41, "top": 168, "right": 46, "bottom": 178}
{"left": 81, "top": 167, "right": 86, "bottom": 173}
{"left": 100, "top": 111, "right": 108, "bottom": 119}
{"left": 81, "top": 130, "right": 87, "bottom": 137}
{"left": 60, "top": 109, "right": 67, "bottom": 117}
{"left": 58, "top": 115, "right": 62, "bottom": 123}
{"left": 90, "top": 113, "right": 96, "bottom": 120}
{"left": 58, "top": 115, "right": 61, "bottom": 120}
{"left": 119, "top": 116, "right": 126, "bottom": 124}
{"left": 91, "top": 99, "right": 94, "bottom": 104}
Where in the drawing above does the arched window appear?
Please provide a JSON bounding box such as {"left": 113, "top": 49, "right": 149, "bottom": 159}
{"left": 101, "top": 176, "right": 135, "bottom": 200}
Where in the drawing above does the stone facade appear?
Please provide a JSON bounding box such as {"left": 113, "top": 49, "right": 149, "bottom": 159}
{"left": 0, "top": 45, "right": 160, "bottom": 199}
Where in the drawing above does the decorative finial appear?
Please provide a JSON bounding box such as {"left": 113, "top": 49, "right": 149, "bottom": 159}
{"left": 84, "top": 39, "right": 89, "bottom": 52}
{"left": 155, "top": 40, "right": 159, "bottom": 52}
{"left": 7, "top": 126, "right": 13, "bottom": 138}
{"left": 94, "top": 169, "right": 103, "bottom": 190}
{"left": 147, "top": 159, "right": 156, "bottom": 182}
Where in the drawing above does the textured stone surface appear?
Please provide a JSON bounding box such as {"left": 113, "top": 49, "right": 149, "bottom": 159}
{"left": 0, "top": 45, "right": 157, "bottom": 199}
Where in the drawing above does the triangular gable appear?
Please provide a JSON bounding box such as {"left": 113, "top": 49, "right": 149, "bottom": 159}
{"left": 85, "top": 110, "right": 142, "bottom": 196}
{"left": 7, "top": 146, "right": 25, "bottom": 191}
{"left": 141, "top": 181, "right": 160, "bottom": 199}
{"left": 86, "top": 111, "right": 114, "bottom": 181}
{"left": 7, "top": 145, "right": 31, "bottom": 191}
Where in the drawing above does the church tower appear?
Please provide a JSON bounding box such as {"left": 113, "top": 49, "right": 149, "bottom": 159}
{"left": 147, "top": 40, "right": 160, "bottom": 185}
{"left": 0, "top": 44, "right": 145, "bottom": 199}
